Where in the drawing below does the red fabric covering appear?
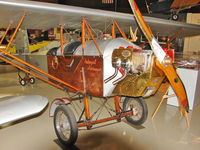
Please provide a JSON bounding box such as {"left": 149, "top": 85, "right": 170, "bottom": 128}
{"left": 171, "top": 0, "right": 200, "bottom": 8}
{"left": 163, "top": 48, "right": 174, "bottom": 60}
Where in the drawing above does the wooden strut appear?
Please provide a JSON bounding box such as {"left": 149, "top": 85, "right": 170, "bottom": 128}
{"left": 140, "top": 29, "right": 182, "bottom": 49}
{"left": 60, "top": 24, "right": 64, "bottom": 56}
{"left": 0, "top": 22, "right": 12, "bottom": 45}
{"left": 114, "top": 96, "right": 121, "bottom": 114}
{"left": 83, "top": 96, "right": 90, "bottom": 121}
{"left": 113, "top": 20, "right": 128, "bottom": 39}
{"left": 162, "top": 29, "right": 183, "bottom": 48}
{"left": 152, "top": 84, "right": 175, "bottom": 119}
{"left": 82, "top": 18, "right": 102, "bottom": 56}
{"left": 112, "top": 22, "right": 115, "bottom": 39}
{"left": 139, "top": 33, "right": 158, "bottom": 48}
{"left": 151, "top": 83, "right": 190, "bottom": 128}
{"left": 5, "top": 12, "right": 26, "bottom": 51}
{"left": 79, "top": 95, "right": 126, "bottom": 128}
{"left": 78, "top": 111, "right": 132, "bottom": 127}
{"left": 81, "top": 67, "right": 91, "bottom": 126}
{"left": 82, "top": 19, "right": 86, "bottom": 53}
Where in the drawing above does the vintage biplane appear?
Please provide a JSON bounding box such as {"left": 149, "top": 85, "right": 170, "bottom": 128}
{"left": 1, "top": 0, "right": 200, "bottom": 146}
{"left": 147, "top": 0, "right": 200, "bottom": 20}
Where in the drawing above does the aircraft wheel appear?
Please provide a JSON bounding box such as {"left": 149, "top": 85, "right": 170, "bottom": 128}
{"left": 54, "top": 105, "right": 78, "bottom": 146}
{"left": 20, "top": 79, "right": 26, "bottom": 86}
{"left": 123, "top": 97, "right": 148, "bottom": 125}
{"left": 30, "top": 77, "right": 35, "bottom": 84}
{"left": 172, "top": 14, "right": 179, "bottom": 21}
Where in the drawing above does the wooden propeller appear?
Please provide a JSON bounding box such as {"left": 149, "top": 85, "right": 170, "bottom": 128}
{"left": 128, "top": 0, "right": 189, "bottom": 127}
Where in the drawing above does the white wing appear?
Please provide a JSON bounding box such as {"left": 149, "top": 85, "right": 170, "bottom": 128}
{"left": 0, "top": 95, "right": 48, "bottom": 125}
{"left": 0, "top": 0, "right": 200, "bottom": 37}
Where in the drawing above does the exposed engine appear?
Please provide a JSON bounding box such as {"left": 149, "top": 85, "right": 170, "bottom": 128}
{"left": 47, "top": 38, "right": 155, "bottom": 97}
{"left": 106, "top": 47, "right": 153, "bottom": 85}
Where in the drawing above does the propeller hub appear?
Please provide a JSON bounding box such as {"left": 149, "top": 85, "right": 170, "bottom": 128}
{"left": 163, "top": 55, "right": 172, "bottom": 67}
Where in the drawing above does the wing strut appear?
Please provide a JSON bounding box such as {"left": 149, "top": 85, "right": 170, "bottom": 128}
{"left": 112, "top": 22, "right": 115, "bottom": 39}
{"left": 112, "top": 20, "right": 128, "bottom": 39}
{"left": 82, "top": 17, "right": 102, "bottom": 56}
{"left": 60, "top": 24, "right": 64, "bottom": 56}
{"left": 112, "top": 20, "right": 138, "bottom": 42}
{"left": 162, "top": 29, "right": 183, "bottom": 48}
{"left": 0, "top": 22, "right": 12, "bottom": 45}
{"left": 5, "top": 12, "right": 26, "bottom": 51}
{"left": 128, "top": 0, "right": 189, "bottom": 127}
{"left": 82, "top": 18, "right": 86, "bottom": 53}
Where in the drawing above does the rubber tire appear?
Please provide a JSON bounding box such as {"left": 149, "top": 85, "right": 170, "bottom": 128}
{"left": 30, "top": 77, "right": 35, "bottom": 84}
{"left": 20, "top": 79, "right": 26, "bottom": 86}
{"left": 123, "top": 97, "right": 148, "bottom": 125}
{"left": 172, "top": 14, "right": 179, "bottom": 21}
{"left": 54, "top": 105, "right": 78, "bottom": 146}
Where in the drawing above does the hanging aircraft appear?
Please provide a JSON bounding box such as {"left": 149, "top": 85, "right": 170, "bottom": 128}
{"left": 1, "top": 0, "right": 200, "bottom": 146}
{"left": 146, "top": 0, "right": 200, "bottom": 20}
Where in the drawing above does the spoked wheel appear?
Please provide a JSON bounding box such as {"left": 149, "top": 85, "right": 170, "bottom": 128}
{"left": 20, "top": 79, "right": 26, "bottom": 86}
{"left": 54, "top": 105, "right": 78, "bottom": 146}
{"left": 123, "top": 97, "right": 148, "bottom": 125}
{"left": 30, "top": 77, "right": 35, "bottom": 84}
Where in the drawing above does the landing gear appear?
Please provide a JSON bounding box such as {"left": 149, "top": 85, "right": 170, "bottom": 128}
{"left": 51, "top": 96, "right": 149, "bottom": 146}
{"left": 54, "top": 105, "right": 78, "bottom": 146}
{"left": 123, "top": 97, "right": 148, "bottom": 125}
{"left": 18, "top": 69, "right": 35, "bottom": 86}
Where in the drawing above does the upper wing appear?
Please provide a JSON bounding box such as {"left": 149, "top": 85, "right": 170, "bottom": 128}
{"left": 0, "top": 0, "right": 200, "bottom": 37}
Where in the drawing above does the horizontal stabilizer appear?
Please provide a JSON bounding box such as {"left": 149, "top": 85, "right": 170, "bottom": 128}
{"left": 0, "top": 95, "right": 48, "bottom": 125}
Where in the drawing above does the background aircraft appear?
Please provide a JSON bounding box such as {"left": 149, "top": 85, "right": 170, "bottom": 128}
{"left": 147, "top": 0, "right": 200, "bottom": 20}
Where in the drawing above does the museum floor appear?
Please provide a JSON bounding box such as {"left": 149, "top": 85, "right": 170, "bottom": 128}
{"left": 0, "top": 65, "right": 200, "bottom": 150}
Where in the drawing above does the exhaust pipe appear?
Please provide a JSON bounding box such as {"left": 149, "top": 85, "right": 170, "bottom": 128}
{"left": 112, "top": 70, "right": 127, "bottom": 85}
{"left": 104, "top": 68, "right": 118, "bottom": 83}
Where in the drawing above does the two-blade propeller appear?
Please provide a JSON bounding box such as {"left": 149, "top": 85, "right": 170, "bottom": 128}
{"left": 128, "top": 0, "right": 189, "bottom": 126}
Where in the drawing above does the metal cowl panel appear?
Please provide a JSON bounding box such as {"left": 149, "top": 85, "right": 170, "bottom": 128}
{"left": 75, "top": 38, "right": 140, "bottom": 97}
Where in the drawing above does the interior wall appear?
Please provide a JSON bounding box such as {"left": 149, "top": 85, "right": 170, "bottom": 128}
{"left": 184, "top": 13, "right": 200, "bottom": 54}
